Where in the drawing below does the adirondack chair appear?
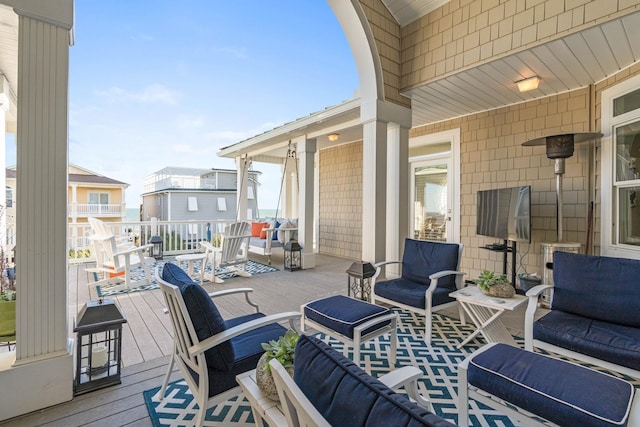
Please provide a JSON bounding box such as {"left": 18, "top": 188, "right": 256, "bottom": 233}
{"left": 200, "top": 221, "right": 252, "bottom": 284}
{"left": 87, "top": 217, "right": 133, "bottom": 249}
{"left": 89, "top": 234, "right": 154, "bottom": 290}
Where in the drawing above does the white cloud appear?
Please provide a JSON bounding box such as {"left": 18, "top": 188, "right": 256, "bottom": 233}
{"left": 94, "top": 84, "right": 181, "bottom": 105}
{"left": 176, "top": 114, "right": 206, "bottom": 129}
{"left": 214, "top": 46, "right": 248, "bottom": 60}
{"left": 132, "top": 33, "right": 153, "bottom": 42}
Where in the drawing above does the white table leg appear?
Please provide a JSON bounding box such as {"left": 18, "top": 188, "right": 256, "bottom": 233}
{"left": 457, "top": 301, "right": 516, "bottom": 348}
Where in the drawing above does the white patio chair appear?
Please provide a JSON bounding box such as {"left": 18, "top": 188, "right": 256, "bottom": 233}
{"left": 89, "top": 234, "right": 153, "bottom": 290}
{"left": 200, "top": 221, "right": 252, "bottom": 283}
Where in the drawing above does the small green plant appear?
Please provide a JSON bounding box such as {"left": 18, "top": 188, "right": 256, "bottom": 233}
{"left": 0, "top": 290, "right": 16, "bottom": 301}
{"left": 476, "top": 269, "right": 509, "bottom": 293}
{"left": 260, "top": 330, "right": 299, "bottom": 372}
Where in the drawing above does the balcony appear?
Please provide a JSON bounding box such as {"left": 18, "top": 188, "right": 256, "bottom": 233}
{"left": 70, "top": 203, "right": 126, "bottom": 218}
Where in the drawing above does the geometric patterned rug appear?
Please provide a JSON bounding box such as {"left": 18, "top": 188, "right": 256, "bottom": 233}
{"left": 142, "top": 310, "right": 523, "bottom": 426}
{"left": 143, "top": 309, "right": 640, "bottom": 426}
{"left": 96, "top": 259, "right": 278, "bottom": 297}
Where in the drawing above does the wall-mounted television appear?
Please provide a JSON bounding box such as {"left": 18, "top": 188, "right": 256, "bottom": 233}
{"left": 476, "top": 186, "right": 531, "bottom": 243}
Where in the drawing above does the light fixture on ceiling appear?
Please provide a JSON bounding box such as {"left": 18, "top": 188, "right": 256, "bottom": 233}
{"left": 516, "top": 76, "right": 540, "bottom": 92}
{"left": 328, "top": 133, "right": 340, "bottom": 142}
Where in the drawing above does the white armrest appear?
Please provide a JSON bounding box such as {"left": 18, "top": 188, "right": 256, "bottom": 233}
{"left": 114, "top": 243, "right": 153, "bottom": 257}
{"left": 524, "top": 284, "right": 553, "bottom": 351}
{"left": 372, "top": 261, "right": 401, "bottom": 281}
{"left": 208, "top": 287, "right": 259, "bottom": 312}
{"left": 189, "top": 312, "right": 301, "bottom": 356}
{"left": 525, "top": 284, "right": 552, "bottom": 297}
{"left": 428, "top": 270, "right": 465, "bottom": 293}
{"left": 379, "top": 366, "right": 432, "bottom": 410}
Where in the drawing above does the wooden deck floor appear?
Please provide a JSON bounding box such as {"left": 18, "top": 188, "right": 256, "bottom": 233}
{"left": 1, "top": 252, "right": 532, "bottom": 426}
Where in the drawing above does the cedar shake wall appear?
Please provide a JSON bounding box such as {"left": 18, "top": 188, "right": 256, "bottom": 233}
{"left": 401, "top": 0, "right": 640, "bottom": 91}
{"left": 318, "top": 142, "right": 363, "bottom": 259}
{"left": 412, "top": 88, "right": 592, "bottom": 280}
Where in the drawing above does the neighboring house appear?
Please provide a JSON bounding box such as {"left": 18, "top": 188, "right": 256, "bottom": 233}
{"left": 140, "top": 166, "right": 261, "bottom": 222}
{"left": 6, "top": 164, "right": 128, "bottom": 253}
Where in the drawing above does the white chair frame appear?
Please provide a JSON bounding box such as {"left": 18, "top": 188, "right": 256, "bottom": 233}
{"left": 371, "top": 243, "right": 466, "bottom": 345}
{"left": 200, "top": 221, "right": 252, "bottom": 284}
{"left": 89, "top": 234, "right": 153, "bottom": 290}
{"left": 155, "top": 265, "right": 300, "bottom": 427}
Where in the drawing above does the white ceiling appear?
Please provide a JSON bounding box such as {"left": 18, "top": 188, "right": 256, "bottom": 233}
{"left": 382, "top": 0, "right": 450, "bottom": 26}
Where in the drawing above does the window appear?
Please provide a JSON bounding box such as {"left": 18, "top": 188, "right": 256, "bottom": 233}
{"left": 247, "top": 186, "right": 255, "bottom": 200}
{"left": 601, "top": 75, "right": 640, "bottom": 259}
{"left": 187, "top": 196, "right": 198, "bottom": 212}
{"left": 89, "top": 192, "right": 109, "bottom": 214}
{"left": 6, "top": 186, "right": 13, "bottom": 208}
{"left": 217, "top": 197, "right": 227, "bottom": 211}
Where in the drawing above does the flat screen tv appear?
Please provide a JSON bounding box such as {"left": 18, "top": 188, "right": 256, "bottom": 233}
{"left": 476, "top": 186, "right": 531, "bottom": 243}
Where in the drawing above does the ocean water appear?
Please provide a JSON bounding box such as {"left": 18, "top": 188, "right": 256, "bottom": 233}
{"left": 125, "top": 208, "right": 140, "bottom": 222}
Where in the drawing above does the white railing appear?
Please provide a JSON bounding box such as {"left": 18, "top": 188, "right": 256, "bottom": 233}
{"left": 67, "top": 219, "right": 234, "bottom": 264}
{"left": 71, "top": 203, "right": 126, "bottom": 217}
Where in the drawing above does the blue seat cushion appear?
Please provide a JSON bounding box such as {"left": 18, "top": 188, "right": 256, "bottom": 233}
{"left": 402, "top": 239, "right": 460, "bottom": 290}
{"left": 374, "top": 278, "right": 455, "bottom": 309}
{"left": 162, "top": 263, "right": 234, "bottom": 372}
{"left": 533, "top": 310, "right": 640, "bottom": 371}
{"left": 304, "top": 295, "right": 391, "bottom": 339}
{"left": 553, "top": 252, "right": 640, "bottom": 327}
{"left": 468, "top": 343, "right": 635, "bottom": 427}
{"left": 294, "top": 335, "right": 455, "bottom": 427}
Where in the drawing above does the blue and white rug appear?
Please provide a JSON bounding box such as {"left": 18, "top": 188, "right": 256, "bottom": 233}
{"left": 96, "top": 259, "right": 278, "bottom": 297}
{"left": 141, "top": 310, "right": 563, "bottom": 427}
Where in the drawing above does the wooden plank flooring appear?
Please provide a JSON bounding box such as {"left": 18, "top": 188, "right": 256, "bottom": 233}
{"left": 0, "top": 252, "right": 535, "bottom": 426}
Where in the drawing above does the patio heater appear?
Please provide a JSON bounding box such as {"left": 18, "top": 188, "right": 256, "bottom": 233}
{"left": 74, "top": 299, "right": 127, "bottom": 395}
{"left": 346, "top": 261, "right": 376, "bottom": 301}
{"left": 522, "top": 132, "right": 602, "bottom": 304}
{"left": 150, "top": 235, "right": 163, "bottom": 260}
{"left": 283, "top": 240, "right": 302, "bottom": 271}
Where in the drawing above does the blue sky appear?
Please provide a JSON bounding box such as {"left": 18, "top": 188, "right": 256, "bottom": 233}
{"left": 7, "top": 1, "right": 359, "bottom": 210}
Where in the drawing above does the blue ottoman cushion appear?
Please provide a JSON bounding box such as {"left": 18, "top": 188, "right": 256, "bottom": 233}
{"left": 468, "top": 343, "right": 635, "bottom": 427}
{"left": 294, "top": 335, "right": 455, "bottom": 427}
{"left": 304, "top": 295, "right": 391, "bottom": 339}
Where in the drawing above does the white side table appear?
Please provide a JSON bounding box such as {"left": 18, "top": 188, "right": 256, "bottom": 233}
{"left": 175, "top": 253, "right": 207, "bottom": 282}
{"left": 449, "top": 285, "right": 526, "bottom": 348}
{"left": 236, "top": 369, "right": 287, "bottom": 427}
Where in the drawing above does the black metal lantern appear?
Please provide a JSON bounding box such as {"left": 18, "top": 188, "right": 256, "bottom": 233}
{"left": 347, "top": 261, "right": 376, "bottom": 301}
{"left": 283, "top": 240, "right": 302, "bottom": 271}
{"left": 150, "top": 235, "right": 163, "bottom": 260}
{"left": 74, "top": 299, "right": 127, "bottom": 395}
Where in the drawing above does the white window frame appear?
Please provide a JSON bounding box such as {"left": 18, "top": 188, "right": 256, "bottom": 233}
{"left": 187, "top": 196, "right": 198, "bottom": 212}
{"left": 601, "top": 74, "right": 640, "bottom": 259}
{"left": 217, "top": 197, "right": 227, "bottom": 212}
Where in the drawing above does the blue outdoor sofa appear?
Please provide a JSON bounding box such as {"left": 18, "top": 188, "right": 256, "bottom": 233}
{"left": 525, "top": 251, "right": 640, "bottom": 379}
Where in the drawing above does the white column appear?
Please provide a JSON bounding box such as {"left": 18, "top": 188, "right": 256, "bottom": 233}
{"left": 236, "top": 156, "right": 249, "bottom": 220}
{"left": 281, "top": 153, "right": 297, "bottom": 219}
{"left": 0, "top": 1, "right": 74, "bottom": 421}
{"left": 295, "top": 137, "right": 316, "bottom": 269}
{"left": 361, "top": 119, "right": 388, "bottom": 263}
{"left": 386, "top": 123, "right": 410, "bottom": 276}
{"left": 0, "top": 77, "right": 9, "bottom": 265}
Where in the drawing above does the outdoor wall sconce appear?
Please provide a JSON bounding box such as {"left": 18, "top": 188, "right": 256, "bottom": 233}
{"left": 516, "top": 76, "right": 540, "bottom": 92}
{"left": 328, "top": 133, "right": 340, "bottom": 142}
{"left": 283, "top": 240, "right": 302, "bottom": 271}
{"left": 74, "top": 299, "right": 127, "bottom": 395}
{"left": 150, "top": 235, "right": 163, "bottom": 260}
{"left": 346, "top": 261, "right": 376, "bottom": 301}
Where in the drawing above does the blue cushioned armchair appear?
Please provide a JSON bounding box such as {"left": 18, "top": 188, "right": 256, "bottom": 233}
{"left": 372, "top": 239, "right": 465, "bottom": 345}
{"left": 155, "top": 263, "right": 301, "bottom": 426}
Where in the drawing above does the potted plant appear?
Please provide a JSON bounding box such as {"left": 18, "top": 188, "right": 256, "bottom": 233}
{"left": 476, "top": 269, "right": 515, "bottom": 298}
{"left": 255, "top": 329, "right": 299, "bottom": 400}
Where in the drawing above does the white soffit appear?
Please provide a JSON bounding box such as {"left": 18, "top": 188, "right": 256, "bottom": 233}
{"left": 405, "top": 11, "right": 640, "bottom": 127}
{"left": 382, "top": 0, "right": 450, "bottom": 26}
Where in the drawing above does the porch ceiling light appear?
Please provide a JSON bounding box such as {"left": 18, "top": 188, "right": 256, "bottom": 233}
{"left": 516, "top": 76, "right": 540, "bottom": 92}
{"left": 328, "top": 133, "right": 340, "bottom": 142}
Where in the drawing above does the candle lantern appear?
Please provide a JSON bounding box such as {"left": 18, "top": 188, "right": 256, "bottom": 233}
{"left": 74, "top": 299, "right": 127, "bottom": 395}
{"left": 283, "top": 240, "right": 302, "bottom": 271}
{"left": 150, "top": 235, "right": 163, "bottom": 260}
{"left": 346, "top": 261, "right": 376, "bottom": 301}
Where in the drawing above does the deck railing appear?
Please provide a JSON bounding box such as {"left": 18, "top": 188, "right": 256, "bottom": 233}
{"left": 67, "top": 219, "right": 233, "bottom": 264}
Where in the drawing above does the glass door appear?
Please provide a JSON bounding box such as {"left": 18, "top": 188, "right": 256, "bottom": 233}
{"left": 412, "top": 158, "right": 452, "bottom": 242}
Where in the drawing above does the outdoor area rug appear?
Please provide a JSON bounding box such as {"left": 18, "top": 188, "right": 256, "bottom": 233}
{"left": 95, "top": 259, "right": 278, "bottom": 297}
{"left": 144, "top": 310, "right": 603, "bottom": 427}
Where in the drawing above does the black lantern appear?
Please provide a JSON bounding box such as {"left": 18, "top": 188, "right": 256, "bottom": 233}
{"left": 347, "top": 261, "right": 376, "bottom": 301}
{"left": 74, "top": 299, "right": 127, "bottom": 395}
{"left": 283, "top": 240, "right": 302, "bottom": 271}
{"left": 150, "top": 235, "right": 163, "bottom": 260}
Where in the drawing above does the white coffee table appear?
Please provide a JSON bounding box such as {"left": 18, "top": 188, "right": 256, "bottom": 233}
{"left": 449, "top": 285, "right": 526, "bottom": 348}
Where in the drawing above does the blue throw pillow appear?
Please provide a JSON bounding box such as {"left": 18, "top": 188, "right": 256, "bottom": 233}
{"left": 273, "top": 221, "right": 280, "bottom": 240}
{"left": 162, "top": 263, "right": 234, "bottom": 371}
